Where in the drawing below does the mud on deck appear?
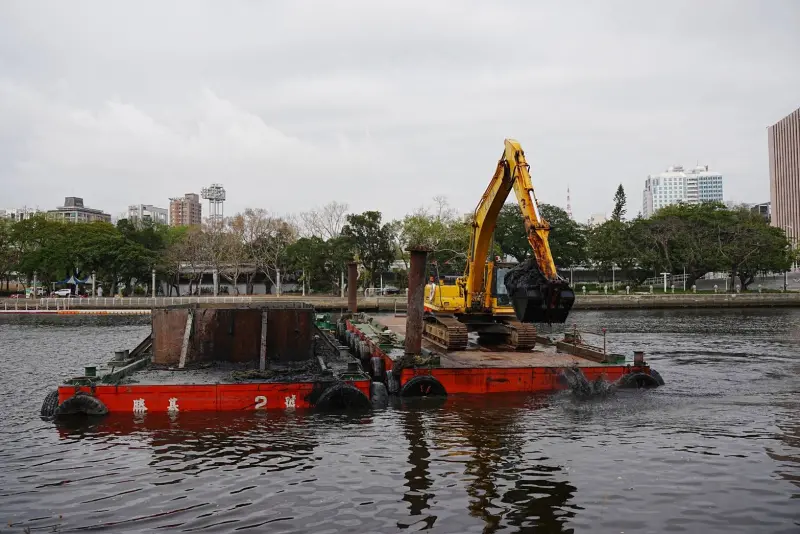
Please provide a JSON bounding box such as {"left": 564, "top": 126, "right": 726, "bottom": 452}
{"left": 370, "top": 314, "right": 621, "bottom": 369}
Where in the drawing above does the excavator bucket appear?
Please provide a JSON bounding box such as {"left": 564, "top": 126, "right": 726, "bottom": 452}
{"left": 504, "top": 259, "right": 575, "bottom": 324}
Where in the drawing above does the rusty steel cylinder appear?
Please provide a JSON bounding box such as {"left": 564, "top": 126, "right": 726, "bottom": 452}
{"left": 405, "top": 248, "right": 428, "bottom": 355}
{"left": 347, "top": 262, "right": 358, "bottom": 312}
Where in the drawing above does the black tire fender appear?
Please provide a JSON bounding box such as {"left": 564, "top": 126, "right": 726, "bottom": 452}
{"left": 54, "top": 392, "right": 109, "bottom": 417}
{"left": 315, "top": 383, "right": 371, "bottom": 411}
{"left": 649, "top": 369, "right": 665, "bottom": 386}
{"left": 40, "top": 390, "right": 59, "bottom": 418}
{"left": 617, "top": 372, "right": 660, "bottom": 389}
{"left": 370, "top": 382, "right": 389, "bottom": 409}
{"left": 399, "top": 375, "right": 447, "bottom": 398}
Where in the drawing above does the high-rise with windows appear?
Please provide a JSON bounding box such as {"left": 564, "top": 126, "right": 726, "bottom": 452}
{"left": 642, "top": 165, "right": 723, "bottom": 218}
{"left": 768, "top": 107, "right": 800, "bottom": 250}
{"left": 169, "top": 193, "right": 202, "bottom": 226}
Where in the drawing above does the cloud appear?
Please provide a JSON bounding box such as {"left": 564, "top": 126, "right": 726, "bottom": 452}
{"left": 1, "top": 0, "right": 799, "bottom": 222}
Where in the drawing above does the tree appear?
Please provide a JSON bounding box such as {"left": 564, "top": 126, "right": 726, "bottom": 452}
{"left": 159, "top": 226, "right": 189, "bottom": 296}
{"left": 611, "top": 184, "right": 627, "bottom": 221}
{"left": 299, "top": 201, "right": 349, "bottom": 240}
{"left": 714, "top": 207, "right": 792, "bottom": 290}
{"left": 651, "top": 203, "right": 731, "bottom": 288}
{"left": 242, "top": 209, "right": 298, "bottom": 295}
{"left": 399, "top": 198, "right": 470, "bottom": 275}
{"left": 216, "top": 215, "right": 251, "bottom": 295}
{"left": 341, "top": 211, "right": 396, "bottom": 287}
{"left": 178, "top": 226, "right": 208, "bottom": 295}
{"left": 495, "top": 203, "right": 587, "bottom": 269}
{"left": 587, "top": 220, "right": 638, "bottom": 281}
{"left": 0, "top": 219, "right": 17, "bottom": 290}
{"left": 286, "top": 236, "right": 336, "bottom": 293}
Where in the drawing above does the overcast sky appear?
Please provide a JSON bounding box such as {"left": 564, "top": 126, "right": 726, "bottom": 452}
{"left": 1, "top": 1, "right": 798, "bottom": 223}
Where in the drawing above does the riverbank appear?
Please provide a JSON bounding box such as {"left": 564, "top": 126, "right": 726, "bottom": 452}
{"left": 1, "top": 292, "right": 799, "bottom": 313}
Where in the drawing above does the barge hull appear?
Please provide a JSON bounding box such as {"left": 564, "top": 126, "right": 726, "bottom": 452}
{"left": 401, "top": 365, "right": 636, "bottom": 395}
{"left": 346, "top": 314, "right": 655, "bottom": 395}
{"left": 58, "top": 380, "right": 371, "bottom": 414}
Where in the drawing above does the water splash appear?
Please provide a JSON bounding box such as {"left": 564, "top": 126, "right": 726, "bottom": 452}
{"left": 560, "top": 367, "right": 616, "bottom": 400}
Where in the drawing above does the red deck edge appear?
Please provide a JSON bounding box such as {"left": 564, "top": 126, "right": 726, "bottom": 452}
{"left": 346, "top": 319, "right": 650, "bottom": 394}
{"left": 58, "top": 380, "right": 371, "bottom": 413}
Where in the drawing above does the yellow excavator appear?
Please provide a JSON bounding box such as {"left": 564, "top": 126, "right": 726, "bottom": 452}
{"left": 423, "top": 138, "right": 575, "bottom": 351}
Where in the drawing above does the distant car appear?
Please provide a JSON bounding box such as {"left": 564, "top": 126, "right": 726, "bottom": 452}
{"left": 9, "top": 294, "right": 23, "bottom": 299}
{"left": 381, "top": 286, "right": 401, "bottom": 295}
{"left": 53, "top": 289, "right": 72, "bottom": 297}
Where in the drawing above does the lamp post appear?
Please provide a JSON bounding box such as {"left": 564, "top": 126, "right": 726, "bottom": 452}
{"left": 611, "top": 263, "right": 616, "bottom": 291}
{"left": 660, "top": 272, "right": 669, "bottom": 293}
{"left": 32, "top": 271, "right": 37, "bottom": 300}
{"left": 91, "top": 270, "right": 96, "bottom": 297}
{"left": 786, "top": 225, "right": 795, "bottom": 272}
{"left": 152, "top": 268, "right": 156, "bottom": 298}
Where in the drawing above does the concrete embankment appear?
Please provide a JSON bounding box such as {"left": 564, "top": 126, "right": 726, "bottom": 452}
{"left": 1, "top": 292, "right": 799, "bottom": 314}
{"left": 573, "top": 292, "right": 800, "bottom": 309}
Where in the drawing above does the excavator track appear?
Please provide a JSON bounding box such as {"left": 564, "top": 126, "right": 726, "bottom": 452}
{"left": 500, "top": 319, "right": 537, "bottom": 350}
{"left": 423, "top": 315, "right": 469, "bottom": 351}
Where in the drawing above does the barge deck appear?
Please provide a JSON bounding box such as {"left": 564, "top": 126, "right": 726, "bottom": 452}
{"left": 343, "top": 313, "right": 661, "bottom": 396}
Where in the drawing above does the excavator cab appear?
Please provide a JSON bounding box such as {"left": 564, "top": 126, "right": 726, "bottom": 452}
{"left": 503, "top": 259, "right": 575, "bottom": 324}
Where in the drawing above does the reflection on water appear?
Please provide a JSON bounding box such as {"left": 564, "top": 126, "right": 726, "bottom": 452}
{"left": 0, "top": 310, "right": 799, "bottom": 533}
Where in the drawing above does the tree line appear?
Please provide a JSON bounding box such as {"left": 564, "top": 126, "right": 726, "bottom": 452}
{"left": 0, "top": 187, "right": 794, "bottom": 295}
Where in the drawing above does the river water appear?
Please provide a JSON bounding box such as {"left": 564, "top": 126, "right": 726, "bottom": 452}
{"left": 0, "top": 309, "right": 798, "bottom": 533}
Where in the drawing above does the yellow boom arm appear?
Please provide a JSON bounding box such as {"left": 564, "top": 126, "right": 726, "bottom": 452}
{"left": 464, "top": 139, "right": 559, "bottom": 308}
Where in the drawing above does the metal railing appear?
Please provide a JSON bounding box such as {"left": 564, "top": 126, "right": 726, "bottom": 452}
{"left": 0, "top": 294, "right": 405, "bottom": 311}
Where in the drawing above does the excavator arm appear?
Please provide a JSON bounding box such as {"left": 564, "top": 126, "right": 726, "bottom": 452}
{"left": 463, "top": 139, "right": 574, "bottom": 323}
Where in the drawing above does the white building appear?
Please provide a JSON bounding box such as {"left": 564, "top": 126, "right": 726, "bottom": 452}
{"left": 127, "top": 204, "right": 168, "bottom": 225}
{"left": 0, "top": 206, "right": 43, "bottom": 221}
{"left": 642, "top": 165, "right": 723, "bottom": 217}
{"left": 587, "top": 213, "right": 607, "bottom": 227}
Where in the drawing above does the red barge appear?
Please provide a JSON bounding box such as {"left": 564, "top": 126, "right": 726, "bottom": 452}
{"left": 40, "top": 303, "right": 662, "bottom": 419}
{"left": 40, "top": 302, "right": 377, "bottom": 418}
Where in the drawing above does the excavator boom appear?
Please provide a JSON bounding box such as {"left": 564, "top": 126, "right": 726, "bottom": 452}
{"left": 465, "top": 139, "right": 574, "bottom": 323}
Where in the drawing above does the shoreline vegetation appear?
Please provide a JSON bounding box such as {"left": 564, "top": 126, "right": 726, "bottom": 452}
{"left": 1, "top": 193, "right": 797, "bottom": 299}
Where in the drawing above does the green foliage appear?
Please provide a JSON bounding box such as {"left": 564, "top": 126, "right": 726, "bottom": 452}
{"left": 0, "top": 219, "right": 18, "bottom": 286}
{"left": 341, "top": 211, "right": 396, "bottom": 286}
{"left": 494, "top": 203, "right": 587, "bottom": 268}
{"left": 7, "top": 216, "right": 160, "bottom": 295}
{"left": 2, "top": 197, "right": 790, "bottom": 296}
{"left": 587, "top": 201, "right": 792, "bottom": 290}
{"left": 398, "top": 200, "right": 470, "bottom": 275}
{"left": 286, "top": 236, "right": 334, "bottom": 292}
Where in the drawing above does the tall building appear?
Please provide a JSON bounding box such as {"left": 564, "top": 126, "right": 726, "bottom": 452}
{"left": 0, "top": 206, "right": 43, "bottom": 221}
{"left": 749, "top": 202, "right": 771, "bottom": 222}
{"left": 47, "top": 197, "right": 111, "bottom": 223}
{"left": 169, "top": 193, "right": 202, "bottom": 226}
{"left": 127, "top": 204, "right": 168, "bottom": 225}
{"left": 768, "top": 107, "right": 800, "bottom": 250}
{"left": 642, "top": 165, "right": 724, "bottom": 218}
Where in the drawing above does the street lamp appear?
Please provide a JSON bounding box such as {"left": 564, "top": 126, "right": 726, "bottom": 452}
{"left": 611, "top": 263, "right": 616, "bottom": 291}
{"left": 786, "top": 225, "right": 796, "bottom": 272}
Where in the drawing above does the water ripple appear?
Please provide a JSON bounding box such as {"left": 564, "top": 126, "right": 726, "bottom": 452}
{"left": 0, "top": 311, "right": 799, "bottom": 533}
